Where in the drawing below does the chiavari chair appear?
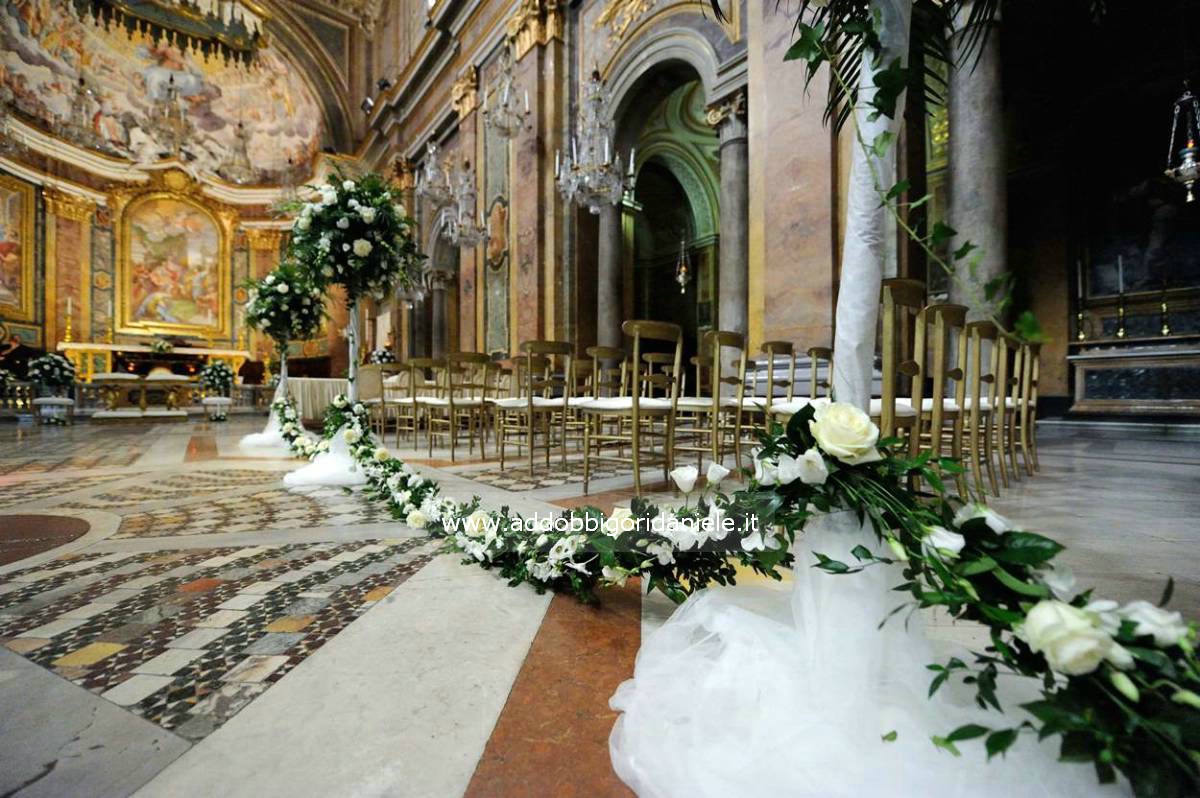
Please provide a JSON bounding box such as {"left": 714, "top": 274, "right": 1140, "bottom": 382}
{"left": 422, "top": 352, "right": 491, "bottom": 461}
{"left": 872, "top": 278, "right": 923, "bottom": 443}
{"left": 674, "top": 330, "right": 748, "bottom": 470}
{"left": 962, "top": 320, "right": 1002, "bottom": 499}
{"left": 909, "top": 303, "right": 970, "bottom": 497}
{"left": 807, "top": 346, "right": 832, "bottom": 400}
{"left": 580, "top": 320, "right": 682, "bottom": 495}
{"left": 396, "top": 358, "right": 439, "bottom": 448}
{"left": 357, "top": 364, "right": 387, "bottom": 437}
{"left": 495, "top": 341, "right": 573, "bottom": 475}
{"left": 1017, "top": 341, "right": 1041, "bottom": 475}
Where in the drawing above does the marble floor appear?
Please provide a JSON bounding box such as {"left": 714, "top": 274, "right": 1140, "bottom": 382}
{"left": 0, "top": 416, "right": 1197, "bottom": 797}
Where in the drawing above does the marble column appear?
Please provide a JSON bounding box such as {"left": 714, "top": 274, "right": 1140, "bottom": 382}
{"left": 947, "top": 10, "right": 1006, "bottom": 321}
{"left": 597, "top": 203, "right": 623, "bottom": 348}
{"left": 429, "top": 270, "right": 453, "bottom": 358}
{"left": 712, "top": 91, "right": 749, "bottom": 338}
{"left": 410, "top": 297, "right": 427, "bottom": 358}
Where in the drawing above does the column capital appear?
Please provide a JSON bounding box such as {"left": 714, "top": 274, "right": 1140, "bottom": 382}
{"left": 427, "top": 269, "right": 455, "bottom": 290}
{"left": 451, "top": 65, "right": 479, "bottom": 118}
{"left": 706, "top": 89, "right": 747, "bottom": 143}
{"left": 507, "top": 0, "right": 564, "bottom": 61}
{"left": 43, "top": 189, "right": 95, "bottom": 223}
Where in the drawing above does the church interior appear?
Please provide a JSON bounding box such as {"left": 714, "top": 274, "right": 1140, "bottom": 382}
{"left": 1, "top": 1, "right": 1199, "bottom": 796}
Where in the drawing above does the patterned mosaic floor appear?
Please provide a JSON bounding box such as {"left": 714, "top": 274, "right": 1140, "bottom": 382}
{"left": 111, "top": 485, "right": 398, "bottom": 539}
{"left": 0, "top": 539, "right": 435, "bottom": 740}
{"left": 64, "top": 469, "right": 290, "bottom": 510}
{"left": 0, "top": 425, "right": 149, "bottom": 474}
{"left": 460, "top": 459, "right": 628, "bottom": 491}
{"left": 0, "top": 473, "right": 131, "bottom": 508}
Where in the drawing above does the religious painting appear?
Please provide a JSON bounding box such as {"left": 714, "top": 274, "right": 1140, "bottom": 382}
{"left": 118, "top": 194, "right": 229, "bottom": 338}
{"left": 0, "top": 2, "right": 322, "bottom": 181}
{"left": 0, "top": 174, "right": 34, "bottom": 322}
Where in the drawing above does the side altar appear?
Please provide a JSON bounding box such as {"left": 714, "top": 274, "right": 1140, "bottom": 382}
{"left": 57, "top": 341, "right": 252, "bottom": 383}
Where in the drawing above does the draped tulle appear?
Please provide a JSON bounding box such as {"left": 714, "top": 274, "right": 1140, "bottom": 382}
{"left": 609, "top": 510, "right": 1129, "bottom": 797}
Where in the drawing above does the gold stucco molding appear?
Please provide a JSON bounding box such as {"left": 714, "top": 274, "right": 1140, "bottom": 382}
{"left": 507, "top": 0, "right": 563, "bottom": 61}
{"left": 43, "top": 189, "right": 96, "bottom": 223}
{"left": 704, "top": 88, "right": 747, "bottom": 128}
{"left": 451, "top": 65, "right": 479, "bottom": 118}
{"left": 596, "top": 0, "right": 655, "bottom": 44}
{"left": 245, "top": 228, "right": 285, "bottom": 251}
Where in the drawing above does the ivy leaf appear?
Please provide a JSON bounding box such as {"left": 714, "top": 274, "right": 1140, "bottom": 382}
{"left": 884, "top": 179, "right": 910, "bottom": 203}
{"left": 881, "top": 730, "right": 898, "bottom": 743}
{"left": 946, "top": 724, "right": 990, "bottom": 743}
{"left": 994, "top": 532, "right": 1064, "bottom": 566}
{"left": 953, "top": 240, "right": 978, "bottom": 261}
{"left": 931, "top": 736, "right": 961, "bottom": 757}
{"left": 1159, "top": 576, "right": 1175, "bottom": 607}
{"left": 869, "top": 58, "right": 911, "bottom": 120}
{"left": 784, "top": 22, "right": 826, "bottom": 65}
{"left": 871, "top": 130, "right": 895, "bottom": 159}
{"left": 985, "top": 729, "right": 1019, "bottom": 759}
{"left": 930, "top": 221, "right": 957, "bottom": 248}
{"left": 813, "top": 552, "right": 851, "bottom": 574}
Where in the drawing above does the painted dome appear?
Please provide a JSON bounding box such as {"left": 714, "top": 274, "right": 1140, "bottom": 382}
{"left": 0, "top": 2, "right": 324, "bottom": 183}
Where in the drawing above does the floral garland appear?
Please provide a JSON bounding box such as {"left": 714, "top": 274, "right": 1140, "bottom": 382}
{"left": 270, "top": 396, "right": 328, "bottom": 460}
{"left": 198, "top": 360, "right": 234, "bottom": 396}
{"left": 274, "top": 394, "right": 1199, "bottom": 794}
{"left": 27, "top": 353, "right": 75, "bottom": 391}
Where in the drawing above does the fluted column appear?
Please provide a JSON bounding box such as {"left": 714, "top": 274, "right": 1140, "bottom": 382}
{"left": 947, "top": 8, "right": 1006, "bottom": 320}
{"left": 711, "top": 90, "right": 749, "bottom": 338}
{"left": 597, "top": 203, "right": 623, "bottom": 348}
{"left": 429, "top": 269, "right": 453, "bottom": 358}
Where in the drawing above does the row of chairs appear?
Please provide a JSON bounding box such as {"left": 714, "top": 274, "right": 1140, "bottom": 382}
{"left": 355, "top": 278, "right": 1041, "bottom": 500}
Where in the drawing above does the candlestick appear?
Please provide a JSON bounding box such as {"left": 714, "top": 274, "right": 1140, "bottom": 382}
{"left": 66, "top": 296, "right": 72, "bottom": 318}
{"left": 1115, "top": 293, "right": 1127, "bottom": 339}
{"left": 1075, "top": 310, "right": 1087, "bottom": 341}
{"left": 1161, "top": 285, "right": 1172, "bottom": 337}
{"left": 1117, "top": 255, "right": 1124, "bottom": 295}
{"left": 1076, "top": 259, "right": 1083, "bottom": 302}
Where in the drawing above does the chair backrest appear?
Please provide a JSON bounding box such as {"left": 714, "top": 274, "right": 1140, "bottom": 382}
{"left": 641, "top": 352, "right": 676, "bottom": 398}
{"left": 704, "top": 330, "right": 747, "bottom": 409}
{"left": 759, "top": 341, "right": 795, "bottom": 413}
{"left": 623, "top": 320, "right": 683, "bottom": 414}
{"left": 521, "top": 340, "right": 572, "bottom": 403}
{"left": 446, "top": 352, "right": 491, "bottom": 401}
{"left": 1023, "top": 342, "right": 1041, "bottom": 410}
{"left": 358, "top": 364, "right": 384, "bottom": 402}
{"left": 912, "top": 303, "right": 967, "bottom": 458}
{"left": 879, "top": 278, "right": 926, "bottom": 439}
{"left": 406, "top": 358, "right": 443, "bottom": 400}
{"left": 964, "top": 320, "right": 1000, "bottom": 422}
{"left": 586, "top": 345, "right": 626, "bottom": 398}
{"left": 805, "top": 346, "right": 831, "bottom": 400}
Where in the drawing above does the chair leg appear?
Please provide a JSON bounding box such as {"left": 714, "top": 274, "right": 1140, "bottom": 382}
{"left": 1019, "top": 406, "right": 1034, "bottom": 476}
{"left": 991, "top": 412, "right": 1009, "bottom": 489}
{"left": 582, "top": 415, "right": 592, "bottom": 495}
{"left": 1006, "top": 410, "right": 1021, "bottom": 482}
{"left": 950, "top": 417, "right": 969, "bottom": 499}
{"left": 499, "top": 410, "right": 507, "bottom": 470}
{"left": 631, "top": 416, "right": 642, "bottom": 496}
{"left": 1029, "top": 408, "right": 1040, "bottom": 472}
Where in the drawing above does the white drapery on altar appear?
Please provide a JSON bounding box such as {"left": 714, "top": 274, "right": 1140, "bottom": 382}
{"left": 287, "top": 377, "right": 349, "bottom": 421}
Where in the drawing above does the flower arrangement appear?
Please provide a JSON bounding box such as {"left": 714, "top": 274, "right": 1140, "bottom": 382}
{"left": 198, "top": 360, "right": 235, "bottom": 396}
{"left": 242, "top": 261, "right": 326, "bottom": 348}
{"left": 26, "top": 353, "right": 75, "bottom": 392}
{"left": 367, "top": 348, "right": 396, "bottom": 364}
{"left": 0, "top": 367, "right": 15, "bottom": 388}
{"left": 149, "top": 338, "right": 174, "bottom": 354}
{"left": 274, "top": 394, "right": 1200, "bottom": 795}
{"left": 286, "top": 172, "right": 423, "bottom": 302}
{"left": 271, "top": 395, "right": 328, "bottom": 459}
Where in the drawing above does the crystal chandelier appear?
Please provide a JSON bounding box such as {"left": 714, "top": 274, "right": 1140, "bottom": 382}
{"left": 674, "top": 238, "right": 692, "bottom": 294}
{"left": 218, "top": 120, "right": 258, "bottom": 184}
{"left": 556, "top": 70, "right": 635, "bottom": 214}
{"left": 146, "top": 75, "right": 194, "bottom": 159}
{"left": 441, "top": 159, "right": 488, "bottom": 248}
{"left": 58, "top": 76, "right": 103, "bottom": 150}
{"left": 482, "top": 46, "right": 530, "bottom": 139}
{"left": 415, "top": 141, "right": 454, "bottom": 208}
{"left": 1165, "top": 82, "right": 1200, "bottom": 202}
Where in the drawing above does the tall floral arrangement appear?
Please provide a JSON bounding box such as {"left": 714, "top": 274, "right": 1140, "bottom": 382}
{"left": 242, "top": 261, "right": 325, "bottom": 395}
{"left": 27, "top": 353, "right": 75, "bottom": 394}
{"left": 285, "top": 171, "right": 423, "bottom": 401}
{"left": 197, "top": 360, "right": 235, "bottom": 396}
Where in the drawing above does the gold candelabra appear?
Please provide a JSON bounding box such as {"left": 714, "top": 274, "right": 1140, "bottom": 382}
{"left": 1075, "top": 310, "right": 1087, "bottom": 341}
{"left": 1115, "top": 294, "right": 1127, "bottom": 339}
{"left": 62, "top": 313, "right": 73, "bottom": 343}
{"left": 1161, "top": 292, "right": 1172, "bottom": 337}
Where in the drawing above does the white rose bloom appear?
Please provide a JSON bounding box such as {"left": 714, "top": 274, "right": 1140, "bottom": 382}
{"left": 406, "top": 509, "right": 428, "bottom": 529}
{"left": 1085, "top": 599, "right": 1122, "bottom": 636}
{"left": 342, "top": 243, "right": 350, "bottom": 252}
{"left": 705, "top": 461, "right": 731, "bottom": 488}
{"left": 602, "top": 565, "right": 629, "bottom": 587}
{"left": 322, "top": 266, "right": 334, "bottom": 277}
{"left": 705, "top": 502, "right": 727, "bottom": 545}
{"left": 352, "top": 239, "right": 373, "bottom": 257}
{"left": 923, "top": 525, "right": 966, "bottom": 559}
{"left": 952, "top": 503, "right": 1012, "bottom": 534}
{"left": 1035, "top": 564, "right": 1079, "bottom": 602}
{"left": 752, "top": 451, "right": 779, "bottom": 485}
{"left": 740, "top": 529, "right": 781, "bottom": 553}
{"left": 670, "top": 465, "right": 699, "bottom": 494}
{"left": 1021, "top": 600, "right": 1133, "bottom": 676}
{"left": 343, "top": 180, "right": 355, "bottom": 190}
{"left": 464, "top": 510, "right": 491, "bottom": 539}
{"left": 777, "top": 447, "right": 829, "bottom": 485}
{"left": 265, "top": 274, "right": 275, "bottom": 284}
{"left": 645, "top": 541, "right": 675, "bottom": 566}
{"left": 276, "top": 283, "right": 289, "bottom": 294}
{"left": 337, "top": 217, "right": 350, "bottom": 229}
{"left": 295, "top": 215, "right": 311, "bottom": 231}
{"left": 808, "top": 401, "right": 882, "bottom": 465}
{"left": 394, "top": 203, "right": 407, "bottom": 218}
{"left": 353, "top": 403, "right": 365, "bottom": 414}
{"left": 360, "top": 206, "right": 378, "bottom": 224}
{"left": 373, "top": 447, "right": 390, "bottom": 463}
{"left": 343, "top": 428, "right": 361, "bottom": 444}
{"left": 1120, "top": 600, "right": 1190, "bottom": 647}
{"left": 604, "top": 507, "right": 636, "bottom": 537}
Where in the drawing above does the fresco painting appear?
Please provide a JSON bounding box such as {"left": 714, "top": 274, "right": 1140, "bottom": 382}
{"left": 126, "top": 197, "right": 221, "bottom": 330}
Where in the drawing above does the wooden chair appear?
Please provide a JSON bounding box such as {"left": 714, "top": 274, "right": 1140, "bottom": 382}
{"left": 495, "top": 341, "right": 573, "bottom": 475}
{"left": 1017, "top": 341, "right": 1041, "bottom": 474}
{"left": 357, "top": 364, "right": 387, "bottom": 436}
{"left": 873, "top": 278, "right": 924, "bottom": 442}
{"left": 962, "top": 320, "right": 1002, "bottom": 499}
{"left": 422, "top": 353, "right": 491, "bottom": 461}
{"left": 674, "top": 330, "right": 748, "bottom": 470}
{"left": 397, "top": 358, "right": 441, "bottom": 448}
{"left": 807, "top": 346, "right": 832, "bottom": 400}
{"left": 909, "top": 303, "right": 970, "bottom": 497}
{"left": 580, "top": 320, "right": 683, "bottom": 495}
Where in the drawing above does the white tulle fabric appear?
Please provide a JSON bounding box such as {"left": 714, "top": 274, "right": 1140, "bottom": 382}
{"left": 609, "top": 510, "right": 1129, "bottom": 798}
{"left": 281, "top": 426, "right": 367, "bottom": 488}
{"left": 237, "top": 405, "right": 295, "bottom": 457}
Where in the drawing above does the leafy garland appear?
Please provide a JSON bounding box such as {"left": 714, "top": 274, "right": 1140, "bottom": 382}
{"left": 27, "top": 353, "right": 75, "bottom": 391}
{"left": 271, "top": 393, "right": 1198, "bottom": 795}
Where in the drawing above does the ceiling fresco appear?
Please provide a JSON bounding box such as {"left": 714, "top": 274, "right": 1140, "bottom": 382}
{"left": 0, "top": 1, "right": 325, "bottom": 183}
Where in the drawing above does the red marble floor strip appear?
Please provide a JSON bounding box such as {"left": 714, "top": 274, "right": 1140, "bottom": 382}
{"left": 184, "top": 435, "right": 219, "bottom": 463}
{"left": 464, "top": 582, "right": 642, "bottom": 798}
{"left": 0, "top": 515, "right": 90, "bottom": 565}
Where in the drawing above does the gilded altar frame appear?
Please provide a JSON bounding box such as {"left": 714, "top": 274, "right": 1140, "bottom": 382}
{"left": 0, "top": 173, "right": 36, "bottom": 323}
{"left": 112, "top": 170, "right": 235, "bottom": 340}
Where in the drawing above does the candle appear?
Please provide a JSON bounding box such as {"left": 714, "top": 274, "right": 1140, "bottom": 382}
{"left": 524, "top": 89, "right": 529, "bottom": 114}
{"left": 66, "top": 296, "right": 72, "bottom": 317}
{"left": 1117, "top": 255, "right": 1124, "bottom": 294}
{"left": 1076, "top": 260, "right": 1083, "bottom": 302}
{"left": 554, "top": 150, "right": 560, "bottom": 175}
{"left": 604, "top": 137, "right": 609, "bottom": 163}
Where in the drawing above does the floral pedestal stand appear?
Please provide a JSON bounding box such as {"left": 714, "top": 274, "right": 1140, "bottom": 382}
{"left": 240, "top": 352, "right": 298, "bottom": 457}
{"left": 283, "top": 301, "right": 366, "bottom": 487}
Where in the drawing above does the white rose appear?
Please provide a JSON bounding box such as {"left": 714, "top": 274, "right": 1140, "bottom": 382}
{"left": 265, "top": 274, "right": 275, "bottom": 284}
{"left": 752, "top": 450, "right": 779, "bottom": 486}
{"left": 670, "top": 465, "right": 699, "bottom": 494}
{"left": 740, "top": 528, "right": 781, "bottom": 553}
{"left": 353, "top": 403, "right": 365, "bottom": 414}
{"left": 295, "top": 215, "right": 311, "bottom": 231}
{"left": 809, "top": 401, "right": 882, "bottom": 465}
{"left": 645, "top": 541, "right": 675, "bottom": 566}
{"left": 352, "top": 239, "right": 373, "bottom": 257}
{"left": 704, "top": 502, "right": 727, "bottom": 545}
{"left": 406, "top": 509, "right": 427, "bottom": 529}
{"left": 923, "top": 525, "right": 966, "bottom": 559}
{"left": 953, "top": 503, "right": 1012, "bottom": 534}
{"left": 276, "top": 283, "right": 289, "bottom": 294}
{"left": 343, "top": 428, "right": 361, "bottom": 444}
{"left": 1021, "top": 600, "right": 1133, "bottom": 676}
{"left": 373, "top": 447, "right": 389, "bottom": 463}
{"left": 1120, "top": 600, "right": 1189, "bottom": 647}
{"left": 602, "top": 565, "right": 629, "bottom": 587}
{"left": 464, "top": 510, "right": 491, "bottom": 539}
{"left": 322, "top": 266, "right": 334, "bottom": 277}
{"left": 705, "top": 462, "right": 730, "bottom": 488}
{"left": 337, "top": 217, "right": 350, "bottom": 229}
{"left": 360, "top": 206, "right": 377, "bottom": 224}
{"left": 393, "top": 203, "right": 407, "bottom": 218}
{"left": 604, "top": 507, "right": 636, "bottom": 536}
{"left": 1035, "top": 564, "right": 1079, "bottom": 602}
{"left": 1085, "top": 599, "right": 1122, "bottom": 636}
{"left": 778, "top": 447, "right": 829, "bottom": 485}
{"left": 343, "top": 180, "right": 355, "bottom": 190}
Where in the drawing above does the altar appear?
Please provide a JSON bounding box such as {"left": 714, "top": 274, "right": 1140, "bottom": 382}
{"left": 57, "top": 342, "right": 252, "bottom": 383}
{"left": 287, "top": 377, "right": 350, "bottom": 421}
